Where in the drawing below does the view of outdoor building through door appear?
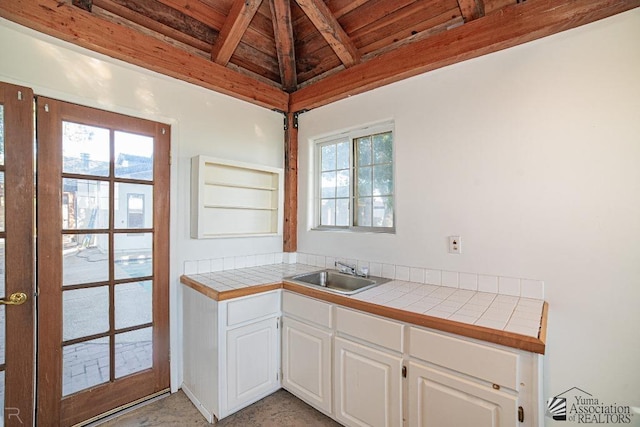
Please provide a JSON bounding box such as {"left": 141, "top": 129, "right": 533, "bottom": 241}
{"left": 0, "top": 82, "right": 36, "bottom": 427}
{"left": 37, "top": 98, "right": 170, "bottom": 426}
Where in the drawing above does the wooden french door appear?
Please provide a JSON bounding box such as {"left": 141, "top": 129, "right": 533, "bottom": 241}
{"left": 36, "top": 98, "right": 170, "bottom": 426}
{"left": 0, "top": 82, "right": 36, "bottom": 426}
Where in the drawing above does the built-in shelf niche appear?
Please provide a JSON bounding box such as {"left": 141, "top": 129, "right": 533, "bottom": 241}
{"left": 191, "top": 155, "right": 284, "bottom": 238}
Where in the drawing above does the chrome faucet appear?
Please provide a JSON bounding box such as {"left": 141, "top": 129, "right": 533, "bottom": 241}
{"left": 335, "top": 260, "right": 357, "bottom": 276}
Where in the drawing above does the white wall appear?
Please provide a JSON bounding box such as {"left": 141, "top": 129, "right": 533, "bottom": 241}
{"left": 0, "top": 18, "right": 285, "bottom": 392}
{"left": 298, "top": 9, "right": 640, "bottom": 424}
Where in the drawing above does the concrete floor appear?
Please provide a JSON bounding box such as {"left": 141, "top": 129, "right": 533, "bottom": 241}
{"left": 98, "top": 389, "right": 342, "bottom": 426}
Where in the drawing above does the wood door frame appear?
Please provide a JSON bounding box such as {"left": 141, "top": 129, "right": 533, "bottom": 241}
{"left": 36, "top": 97, "right": 170, "bottom": 426}
{"left": 1, "top": 82, "right": 36, "bottom": 426}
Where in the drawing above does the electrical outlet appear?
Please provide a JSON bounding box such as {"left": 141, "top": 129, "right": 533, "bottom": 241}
{"left": 449, "top": 236, "right": 461, "bottom": 254}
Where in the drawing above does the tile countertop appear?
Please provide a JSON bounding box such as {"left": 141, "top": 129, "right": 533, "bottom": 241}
{"left": 180, "top": 263, "right": 547, "bottom": 354}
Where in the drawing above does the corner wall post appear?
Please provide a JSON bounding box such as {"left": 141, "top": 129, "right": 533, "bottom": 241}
{"left": 283, "top": 111, "right": 298, "bottom": 252}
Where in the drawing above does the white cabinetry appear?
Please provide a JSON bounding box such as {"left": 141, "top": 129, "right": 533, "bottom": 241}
{"left": 190, "top": 155, "right": 283, "bottom": 238}
{"left": 408, "top": 362, "right": 517, "bottom": 427}
{"left": 281, "top": 291, "right": 333, "bottom": 415}
{"left": 183, "top": 286, "right": 542, "bottom": 426}
{"left": 408, "top": 327, "right": 540, "bottom": 427}
{"left": 334, "top": 307, "right": 404, "bottom": 427}
{"left": 334, "top": 337, "right": 403, "bottom": 427}
{"left": 227, "top": 317, "right": 279, "bottom": 412}
{"left": 182, "top": 288, "right": 281, "bottom": 422}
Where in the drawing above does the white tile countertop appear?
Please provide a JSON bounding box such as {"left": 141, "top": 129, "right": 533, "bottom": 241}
{"left": 182, "top": 263, "right": 319, "bottom": 293}
{"left": 181, "top": 263, "right": 547, "bottom": 353}
{"left": 350, "top": 280, "right": 543, "bottom": 338}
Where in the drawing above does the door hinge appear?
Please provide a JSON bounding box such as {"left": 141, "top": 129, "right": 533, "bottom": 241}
{"left": 518, "top": 406, "right": 524, "bottom": 423}
{"left": 402, "top": 365, "right": 407, "bottom": 378}
{"left": 169, "top": 151, "right": 172, "bottom": 165}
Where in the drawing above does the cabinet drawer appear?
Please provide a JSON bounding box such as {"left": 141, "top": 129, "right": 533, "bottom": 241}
{"left": 336, "top": 307, "right": 403, "bottom": 352}
{"left": 227, "top": 291, "right": 280, "bottom": 327}
{"left": 409, "top": 327, "right": 519, "bottom": 390}
{"left": 283, "top": 291, "right": 332, "bottom": 329}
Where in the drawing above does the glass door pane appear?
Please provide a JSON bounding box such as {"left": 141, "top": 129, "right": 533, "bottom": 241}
{"left": 59, "top": 122, "right": 156, "bottom": 396}
{"left": 37, "top": 97, "right": 169, "bottom": 426}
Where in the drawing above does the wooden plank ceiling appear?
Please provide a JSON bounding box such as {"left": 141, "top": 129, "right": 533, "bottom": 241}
{"left": 1, "top": 0, "right": 638, "bottom": 112}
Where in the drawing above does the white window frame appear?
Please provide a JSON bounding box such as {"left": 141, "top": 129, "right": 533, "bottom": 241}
{"left": 313, "top": 121, "right": 395, "bottom": 233}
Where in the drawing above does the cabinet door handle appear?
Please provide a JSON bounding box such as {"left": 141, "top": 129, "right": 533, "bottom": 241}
{"left": 0, "top": 292, "right": 28, "bottom": 306}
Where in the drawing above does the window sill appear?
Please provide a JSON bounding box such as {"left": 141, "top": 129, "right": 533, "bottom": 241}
{"left": 311, "top": 226, "right": 396, "bottom": 235}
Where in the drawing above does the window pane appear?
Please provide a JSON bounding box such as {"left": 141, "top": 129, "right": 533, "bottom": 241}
{"left": 355, "top": 197, "right": 372, "bottom": 227}
{"left": 114, "top": 232, "right": 152, "bottom": 280}
{"left": 336, "top": 170, "right": 350, "bottom": 198}
{"left": 115, "top": 327, "right": 153, "bottom": 378}
{"left": 336, "top": 142, "right": 349, "bottom": 170}
{"left": 373, "top": 164, "right": 393, "bottom": 196}
{"left": 63, "top": 287, "right": 109, "bottom": 341}
{"left": 63, "top": 337, "right": 109, "bottom": 396}
{"left": 0, "top": 173, "right": 4, "bottom": 232}
{"left": 62, "top": 179, "right": 110, "bottom": 229}
{"left": 357, "top": 166, "right": 372, "bottom": 197}
{"left": 373, "top": 132, "right": 393, "bottom": 164}
{"left": 115, "top": 183, "right": 153, "bottom": 229}
{"left": 374, "top": 196, "right": 394, "bottom": 227}
{"left": 0, "top": 104, "right": 4, "bottom": 165}
{"left": 320, "top": 199, "right": 335, "bottom": 226}
{"left": 63, "top": 121, "right": 110, "bottom": 177}
{"left": 63, "top": 234, "right": 109, "bottom": 286}
{"left": 336, "top": 199, "right": 349, "bottom": 226}
{"left": 321, "top": 171, "right": 336, "bottom": 198}
{"left": 115, "top": 281, "right": 152, "bottom": 329}
{"left": 357, "top": 137, "right": 372, "bottom": 166}
{"left": 321, "top": 144, "right": 336, "bottom": 171}
{"left": 114, "top": 131, "right": 154, "bottom": 181}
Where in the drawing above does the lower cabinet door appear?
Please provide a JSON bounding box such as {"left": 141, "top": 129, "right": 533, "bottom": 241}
{"left": 282, "top": 317, "right": 333, "bottom": 414}
{"left": 334, "top": 337, "right": 403, "bottom": 427}
{"left": 226, "top": 317, "right": 279, "bottom": 412}
{"left": 408, "top": 361, "right": 518, "bottom": 427}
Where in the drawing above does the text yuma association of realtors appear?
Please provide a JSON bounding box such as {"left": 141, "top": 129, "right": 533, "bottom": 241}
{"left": 568, "top": 395, "right": 632, "bottom": 424}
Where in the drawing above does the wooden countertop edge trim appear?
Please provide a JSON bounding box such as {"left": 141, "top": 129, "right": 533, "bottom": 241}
{"left": 181, "top": 275, "right": 221, "bottom": 300}
{"left": 538, "top": 301, "right": 549, "bottom": 346}
{"left": 217, "top": 283, "right": 283, "bottom": 300}
{"left": 179, "top": 275, "right": 546, "bottom": 354}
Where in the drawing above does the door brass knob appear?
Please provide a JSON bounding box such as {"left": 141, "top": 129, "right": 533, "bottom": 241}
{"left": 0, "top": 292, "right": 28, "bottom": 305}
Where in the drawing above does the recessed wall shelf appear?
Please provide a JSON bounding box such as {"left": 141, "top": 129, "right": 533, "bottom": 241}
{"left": 191, "top": 155, "right": 284, "bottom": 238}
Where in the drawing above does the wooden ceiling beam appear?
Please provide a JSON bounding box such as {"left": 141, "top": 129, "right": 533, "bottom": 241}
{"left": 0, "top": 0, "right": 288, "bottom": 111}
{"left": 457, "top": 0, "right": 485, "bottom": 22}
{"left": 212, "top": 0, "right": 264, "bottom": 65}
{"left": 290, "top": 0, "right": 640, "bottom": 112}
{"left": 155, "top": 0, "right": 226, "bottom": 29}
{"left": 269, "top": 0, "right": 298, "bottom": 92}
{"left": 294, "top": 0, "right": 360, "bottom": 67}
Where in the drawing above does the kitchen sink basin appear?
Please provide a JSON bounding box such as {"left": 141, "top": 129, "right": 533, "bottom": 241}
{"left": 285, "top": 269, "right": 390, "bottom": 295}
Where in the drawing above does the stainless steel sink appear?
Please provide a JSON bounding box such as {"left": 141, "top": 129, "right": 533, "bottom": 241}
{"left": 285, "top": 270, "right": 390, "bottom": 295}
